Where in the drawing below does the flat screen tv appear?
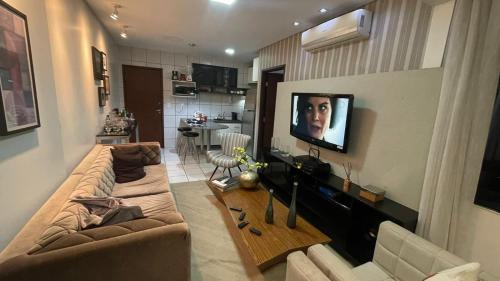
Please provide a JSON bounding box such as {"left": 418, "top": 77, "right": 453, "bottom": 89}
{"left": 290, "top": 93, "right": 354, "bottom": 153}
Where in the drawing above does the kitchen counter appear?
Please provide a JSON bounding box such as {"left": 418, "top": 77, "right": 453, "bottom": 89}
{"left": 212, "top": 119, "right": 243, "bottom": 124}
{"left": 180, "top": 118, "right": 229, "bottom": 130}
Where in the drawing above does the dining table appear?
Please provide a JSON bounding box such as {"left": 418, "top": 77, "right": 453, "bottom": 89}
{"left": 180, "top": 118, "right": 229, "bottom": 152}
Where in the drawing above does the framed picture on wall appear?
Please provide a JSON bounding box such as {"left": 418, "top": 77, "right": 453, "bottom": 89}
{"left": 98, "top": 87, "right": 106, "bottom": 107}
{"left": 92, "top": 46, "right": 103, "bottom": 80}
{"left": 0, "top": 1, "right": 40, "bottom": 136}
{"left": 103, "top": 75, "right": 110, "bottom": 95}
{"left": 101, "top": 51, "right": 107, "bottom": 72}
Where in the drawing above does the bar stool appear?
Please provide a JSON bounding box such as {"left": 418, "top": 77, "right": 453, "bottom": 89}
{"left": 176, "top": 127, "right": 192, "bottom": 153}
{"left": 181, "top": 131, "right": 200, "bottom": 164}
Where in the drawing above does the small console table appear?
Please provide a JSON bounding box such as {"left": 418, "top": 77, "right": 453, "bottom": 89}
{"left": 260, "top": 151, "right": 418, "bottom": 265}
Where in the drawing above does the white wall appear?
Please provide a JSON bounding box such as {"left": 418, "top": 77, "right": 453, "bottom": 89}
{"left": 422, "top": 0, "right": 455, "bottom": 68}
{"left": 0, "top": 0, "right": 118, "bottom": 250}
{"left": 45, "top": 0, "right": 119, "bottom": 169}
{"left": 272, "top": 68, "right": 444, "bottom": 210}
{"left": 0, "top": 0, "right": 66, "bottom": 250}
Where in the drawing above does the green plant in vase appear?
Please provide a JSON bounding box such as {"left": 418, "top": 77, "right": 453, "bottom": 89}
{"left": 233, "top": 147, "right": 268, "bottom": 189}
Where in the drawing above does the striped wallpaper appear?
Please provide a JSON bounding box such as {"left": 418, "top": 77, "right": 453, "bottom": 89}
{"left": 258, "top": 0, "right": 433, "bottom": 81}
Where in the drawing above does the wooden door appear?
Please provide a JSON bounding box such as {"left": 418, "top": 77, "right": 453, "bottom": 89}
{"left": 257, "top": 69, "right": 284, "bottom": 160}
{"left": 123, "top": 65, "right": 164, "bottom": 147}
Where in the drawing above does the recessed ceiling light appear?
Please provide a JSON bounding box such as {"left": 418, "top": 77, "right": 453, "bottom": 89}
{"left": 225, "top": 48, "right": 235, "bottom": 55}
{"left": 211, "top": 0, "right": 236, "bottom": 5}
{"left": 110, "top": 5, "right": 121, "bottom": 20}
{"left": 319, "top": 8, "right": 328, "bottom": 13}
{"left": 293, "top": 21, "right": 300, "bottom": 26}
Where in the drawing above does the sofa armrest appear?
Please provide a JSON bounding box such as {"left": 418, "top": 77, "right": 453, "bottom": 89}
{"left": 286, "top": 251, "right": 331, "bottom": 281}
{"left": 307, "top": 244, "right": 360, "bottom": 281}
{"left": 112, "top": 142, "right": 162, "bottom": 165}
{"left": 0, "top": 214, "right": 190, "bottom": 281}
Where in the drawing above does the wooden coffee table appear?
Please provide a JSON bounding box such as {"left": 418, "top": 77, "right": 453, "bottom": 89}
{"left": 207, "top": 181, "right": 331, "bottom": 270}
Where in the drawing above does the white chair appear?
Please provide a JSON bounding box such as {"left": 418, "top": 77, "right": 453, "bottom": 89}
{"left": 207, "top": 133, "right": 251, "bottom": 180}
{"left": 286, "top": 221, "right": 497, "bottom": 281}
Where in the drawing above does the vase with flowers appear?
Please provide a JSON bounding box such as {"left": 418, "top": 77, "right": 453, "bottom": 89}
{"left": 233, "top": 147, "right": 268, "bottom": 189}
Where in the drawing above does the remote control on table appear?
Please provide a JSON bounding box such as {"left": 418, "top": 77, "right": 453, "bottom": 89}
{"left": 249, "top": 227, "right": 262, "bottom": 236}
{"left": 238, "top": 221, "right": 249, "bottom": 229}
{"left": 239, "top": 212, "right": 246, "bottom": 221}
{"left": 230, "top": 207, "right": 242, "bottom": 212}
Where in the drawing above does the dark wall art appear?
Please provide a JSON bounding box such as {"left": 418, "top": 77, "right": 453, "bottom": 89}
{"left": 0, "top": 1, "right": 40, "bottom": 135}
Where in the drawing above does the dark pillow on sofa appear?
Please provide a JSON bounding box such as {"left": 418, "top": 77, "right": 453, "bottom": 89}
{"left": 111, "top": 149, "right": 146, "bottom": 183}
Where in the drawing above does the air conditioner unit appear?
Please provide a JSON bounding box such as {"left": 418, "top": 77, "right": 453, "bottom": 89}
{"left": 301, "top": 9, "right": 372, "bottom": 52}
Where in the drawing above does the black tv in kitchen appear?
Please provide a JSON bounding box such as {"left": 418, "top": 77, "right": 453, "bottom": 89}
{"left": 192, "top": 63, "right": 237, "bottom": 88}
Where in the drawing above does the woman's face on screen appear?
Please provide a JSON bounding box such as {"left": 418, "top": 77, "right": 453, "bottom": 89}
{"left": 304, "top": 97, "right": 332, "bottom": 139}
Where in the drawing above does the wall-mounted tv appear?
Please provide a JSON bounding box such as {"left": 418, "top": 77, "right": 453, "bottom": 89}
{"left": 290, "top": 93, "right": 354, "bottom": 153}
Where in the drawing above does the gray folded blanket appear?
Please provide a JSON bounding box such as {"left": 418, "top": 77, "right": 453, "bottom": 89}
{"left": 71, "top": 196, "right": 144, "bottom": 229}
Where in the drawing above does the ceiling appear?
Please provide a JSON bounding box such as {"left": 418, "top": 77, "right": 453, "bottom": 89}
{"left": 86, "top": 0, "right": 372, "bottom": 62}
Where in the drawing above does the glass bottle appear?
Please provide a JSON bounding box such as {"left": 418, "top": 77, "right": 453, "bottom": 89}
{"left": 104, "top": 115, "right": 112, "bottom": 133}
{"left": 265, "top": 189, "right": 274, "bottom": 224}
{"left": 287, "top": 182, "right": 298, "bottom": 228}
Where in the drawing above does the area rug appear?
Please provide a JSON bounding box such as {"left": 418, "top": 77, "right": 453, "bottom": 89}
{"left": 170, "top": 181, "right": 286, "bottom": 281}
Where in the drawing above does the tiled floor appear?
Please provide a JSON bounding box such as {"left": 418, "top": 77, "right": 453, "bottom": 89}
{"left": 162, "top": 147, "right": 244, "bottom": 183}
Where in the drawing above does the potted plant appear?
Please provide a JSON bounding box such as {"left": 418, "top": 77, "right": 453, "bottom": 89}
{"left": 233, "top": 147, "right": 268, "bottom": 189}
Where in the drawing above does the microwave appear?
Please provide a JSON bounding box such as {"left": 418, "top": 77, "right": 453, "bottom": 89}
{"left": 173, "top": 81, "right": 198, "bottom": 97}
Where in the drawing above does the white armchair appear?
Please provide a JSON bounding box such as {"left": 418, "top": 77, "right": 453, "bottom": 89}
{"left": 286, "top": 221, "right": 498, "bottom": 281}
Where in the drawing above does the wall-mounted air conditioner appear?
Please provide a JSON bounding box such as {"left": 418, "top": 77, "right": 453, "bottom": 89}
{"left": 301, "top": 9, "right": 372, "bottom": 52}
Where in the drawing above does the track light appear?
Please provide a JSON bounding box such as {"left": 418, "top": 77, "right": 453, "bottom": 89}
{"left": 120, "top": 26, "right": 128, "bottom": 39}
{"left": 110, "top": 5, "right": 121, "bottom": 20}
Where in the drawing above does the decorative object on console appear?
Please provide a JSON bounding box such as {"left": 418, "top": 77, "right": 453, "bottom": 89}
{"left": 287, "top": 181, "right": 298, "bottom": 228}
{"left": 342, "top": 162, "right": 352, "bottom": 192}
{"left": 359, "top": 185, "right": 385, "bottom": 202}
{"left": 171, "top": 70, "right": 179, "bottom": 80}
{"left": 0, "top": 1, "right": 40, "bottom": 136}
{"left": 280, "top": 144, "right": 290, "bottom": 157}
{"left": 265, "top": 189, "right": 274, "bottom": 224}
{"left": 98, "top": 87, "right": 106, "bottom": 107}
{"left": 92, "top": 46, "right": 103, "bottom": 80}
{"left": 271, "top": 137, "right": 280, "bottom": 152}
{"left": 103, "top": 75, "right": 110, "bottom": 95}
{"left": 233, "top": 146, "right": 268, "bottom": 189}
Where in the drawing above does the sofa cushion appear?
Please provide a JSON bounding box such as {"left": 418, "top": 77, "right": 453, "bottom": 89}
{"left": 71, "top": 147, "right": 115, "bottom": 197}
{"left": 71, "top": 145, "right": 104, "bottom": 175}
{"left": 122, "top": 192, "right": 177, "bottom": 217}
{"left": 307, "top": 244, "right": 360, "bottom": 281}
{"left": 112, "top": 165, "right": 170, "bottom": 198}
{"left": 113, "top": 142, "right": 162, "bottom": 165}
{"left": 352, "top": 262, "right": 394, "bottom": 281}
{"left": 34, "top": 213, "right": 185, "bottom": 254}
{"left": 28, "top": 200, "right": 90, "bottom": 254}
{"left": 111, "top": 148, "right": 146, "bottom": 183}
{"left": 286, "top": 251, "right": 331, "bottom": 281}
{"left": 425, "top": 263, "right": 480, "bottom": 281}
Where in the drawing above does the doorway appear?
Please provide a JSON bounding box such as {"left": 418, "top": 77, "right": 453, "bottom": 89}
{"left": 256, "top": 65, "right": 285, "bottom": 160}
{"left": 122, "top": 65, "right": 164, "bottom": 147}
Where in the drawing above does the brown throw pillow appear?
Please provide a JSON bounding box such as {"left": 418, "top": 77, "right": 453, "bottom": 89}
{"left": 111, "top": 148, "right": 146, "bottom": 183}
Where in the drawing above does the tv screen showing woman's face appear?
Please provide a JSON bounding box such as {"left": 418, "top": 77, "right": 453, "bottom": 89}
{"left": 292, "top": 94, "right": 349, "bottom": 148}
{"left": 303, "top": 97, "right": 332, "bottom": 139}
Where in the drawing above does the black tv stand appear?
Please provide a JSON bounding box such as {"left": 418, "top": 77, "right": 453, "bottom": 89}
{"left": 260, "top": 151, "right": 418, "bottom": 265}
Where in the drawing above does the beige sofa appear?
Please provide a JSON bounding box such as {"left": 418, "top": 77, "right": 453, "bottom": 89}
{"left": 0, "top": 143, "right": 190, "bottom": 281}
{"left": 286, "top": 221, "right": 498, "bottom": 281}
